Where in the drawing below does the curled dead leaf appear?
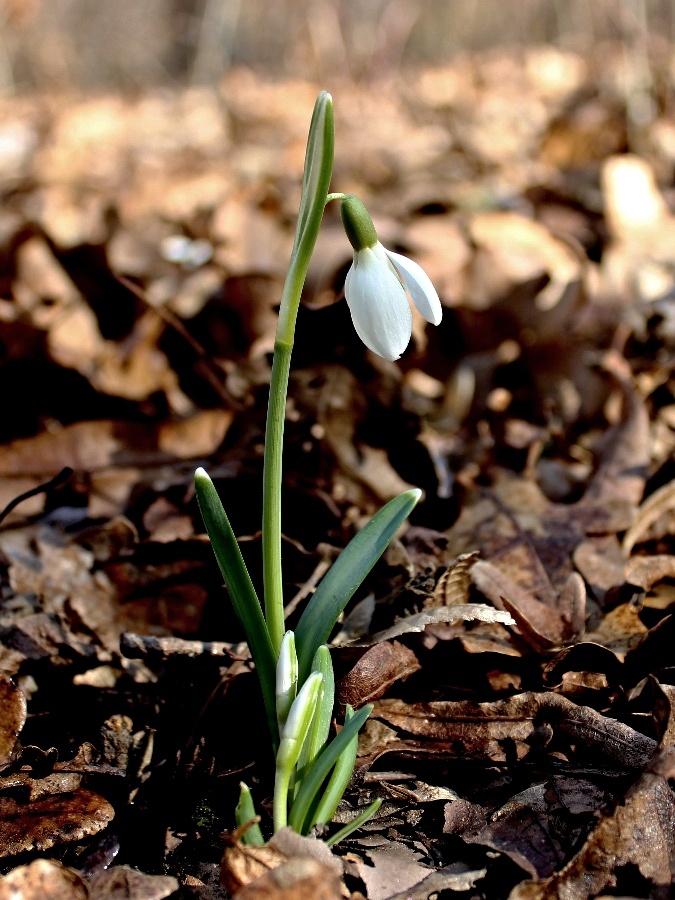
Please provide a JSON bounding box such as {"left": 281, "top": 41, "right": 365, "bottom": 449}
{"left": 337, "top": 641, "right": 420, "bottom": 710}
{"left": 369, "top": 604, "right": 514, "bottom": 643}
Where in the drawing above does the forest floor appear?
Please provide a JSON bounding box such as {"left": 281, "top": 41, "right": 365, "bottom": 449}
{"left": 1, "top": 43, "right": 675, "bottom": 899}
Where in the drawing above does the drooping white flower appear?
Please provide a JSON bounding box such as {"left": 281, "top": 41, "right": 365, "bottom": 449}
{"left": 340, "top": 196, "right": 442, "bottom": 361}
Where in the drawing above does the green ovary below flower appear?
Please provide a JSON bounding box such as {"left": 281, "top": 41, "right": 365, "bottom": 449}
{"left": 340, "top": 194, "right": 442, "bottom": 361}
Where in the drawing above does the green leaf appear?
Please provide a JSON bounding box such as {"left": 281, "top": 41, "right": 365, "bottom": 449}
{"left": 294, "top": 646, "right": 334, "bottom": 794}
{"left": 288, "top": 704, "right": 372, "bottom": 833}
{"left": 194, "top": 468, "right": 278, "bottom": 745}
{"left": 326, "top": 798, "right": 383, "bottom": 848}
{"left": 235, "top": 782, "right": 264, "bottom": 846}
{"left": 305, "top": 705, "right": 359, "bottom": 831}
{"left": 295, "top": 489, "right": 421, "bottom": 680}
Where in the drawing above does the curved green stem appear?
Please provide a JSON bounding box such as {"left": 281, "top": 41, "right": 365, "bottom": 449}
{"left": 262, "top": 92, "right": 334, "bottom": 654}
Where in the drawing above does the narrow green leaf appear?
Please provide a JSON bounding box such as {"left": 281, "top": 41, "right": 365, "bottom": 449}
{"left": 194, "top": 468, "right": 278, "bottom": 745}
{"left": 295, "top": 489, "right": 421, "bottom": 680}
{"left": 235, "top": 782, "right": 264, "bottom": 846}
{"left": 288, "top": 704, "right": 372, "bottom": 833}
{"left": 325, "top": 798, "right": 383, "bottom": 848}
{"left": 306, "top": 705, "right": 358, "bottom": 831}
{"left": 294, "top": 646, "right": 334, "bottom": 794}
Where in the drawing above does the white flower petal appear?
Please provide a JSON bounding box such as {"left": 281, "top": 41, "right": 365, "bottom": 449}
{"left": 385, "top": 249, "right": 443, "bottom": 326}
{"left": 345, "top": 246, "right": 412, "bottom": 360}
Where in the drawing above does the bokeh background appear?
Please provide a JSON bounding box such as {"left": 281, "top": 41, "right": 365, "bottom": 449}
{"left": 2, "top": 0, "right": 674, "bottom": 90}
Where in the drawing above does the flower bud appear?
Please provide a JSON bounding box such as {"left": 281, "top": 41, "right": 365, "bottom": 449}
{"left": 340, "top": 195, "right": 378, "bottom": 252}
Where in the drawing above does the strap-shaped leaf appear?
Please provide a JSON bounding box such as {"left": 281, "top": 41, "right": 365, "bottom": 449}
{"left": 194, "top": 468, "right": 278, "bottom": 743}
{"left": 288, "top": 704, "right": 372, "bottom": 833}
{"left": 294, "top": 645, "right": 334, "bottom": 793}
{"left": 295, "top": 489, "right": 421, "bottom": 681}
{"left": 326, "top": 798, "right": 383, "bottom": 847}
{"left": 306, "top": 705, "right": 358, "bottom": 830}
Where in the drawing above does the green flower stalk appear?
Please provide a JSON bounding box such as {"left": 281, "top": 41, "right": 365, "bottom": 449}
{"left": 263, "top": 92, "right": 334, "bottom": 657}
{"left": 194, "top": 90, "right": 441, "bottom": 845}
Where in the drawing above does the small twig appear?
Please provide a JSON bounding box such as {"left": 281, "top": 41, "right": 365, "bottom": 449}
{"left": 120, "top": 632, "right": 245, "bottom": 663}
{"left": 0, "top": 467, "right": 73, "bottom": 527}
{"left": 116, "top": 274, "right": 243, "bottom": 411}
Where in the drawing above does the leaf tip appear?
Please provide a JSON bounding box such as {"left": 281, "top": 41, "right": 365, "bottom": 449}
{"left": 406, "top": 487, "right": 423, "bottom": 505}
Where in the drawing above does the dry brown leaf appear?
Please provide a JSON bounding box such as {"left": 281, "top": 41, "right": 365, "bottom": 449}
{"left": 460, "top": 779, "right": 608, "bottom": 879}
{"left": 157, "top": 409, "right": 233, "bottom": 459}
{"left": 652, "top": 681, "right": 675, "bottom": 748}
{"left": 353, "top": 842, "right": 432, "bottom": 900}
{"left": 337, "top": 641, "right": 420, "bottom": 710}
{"left": 465, "top": 212, "right": 582, "bottom": 313}
{"left": 0, "top": 612, "right": 98, "bottom": 677}
{"left": 0, "top": 421, "right": 122, "bottom": 477}
{"left": 508, "top": 750, "right": 675, "bottom": 899}
{"left": 431, "top": 551, "right": 480, "bottom": 607}
{"left": 625, "top": 554, "right": 675, "bottom": 591}
{"left": 0, "top": 789, "right": 114, "bottom": 856}
{"left": 0, "top": 677, "right": 26, "bottom": 765}
{"left": 89, "top": 866, "right": 179, "bottom": 900}
{"left": 370, "top": 604, "right": 514, "bottom": 644}
{"left": 584, "top": 350, "right": 649, "bottom": 511}
{"left": 293, "top": 366, "right": 415, "bottom": 503}
{"left": 623, "top": 478, "right": 675, "bottom": 555}
{"left": 583, "top": 602, "right": 648, "bottom": 660}
{"left": 0, "top": 859, "right": 88, "bottom": 900}
{"left": 373, "top": 692, "right": 656, "bottom": 769}
{"left": 572, "top": 536, "right": 625, "bottom": 604}
{"left": 221, "top": 837, "right": 287, "bottom": 896}
{"left": 233, "top": 857, "right": 345, "bottom": 900}
{"left": 472, "top": 559, "right": 575, "bottom": 650}
{"left": 625, "top": 613, "right": 675, "bottom": 684}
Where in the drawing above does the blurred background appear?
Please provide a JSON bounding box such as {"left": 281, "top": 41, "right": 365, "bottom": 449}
{"left": 1, "top": 0, "right": 674, "bottom": 91}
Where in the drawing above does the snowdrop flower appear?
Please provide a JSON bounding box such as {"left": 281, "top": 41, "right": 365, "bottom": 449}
{"left": 340, "top": 195, "right": 442, "bottom": 361}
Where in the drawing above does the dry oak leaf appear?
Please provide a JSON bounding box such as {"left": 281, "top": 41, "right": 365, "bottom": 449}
{"left": 0, "top": 677, "right": 26, "bottom": 765}
{"left": 0, "top": 789, "right": 114, "bottom": 856}
{"left": 0, "top": 858, "right": 88, "bottom": 900}
{"left": 508, "top": 749, "right": 675, "bottom": 899}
